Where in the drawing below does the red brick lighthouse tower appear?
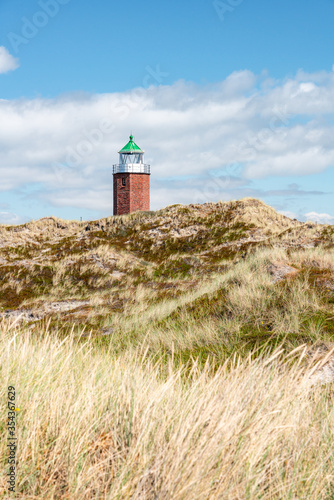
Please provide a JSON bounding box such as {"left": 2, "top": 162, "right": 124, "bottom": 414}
{"left": 113, "top": 135, "right": 150, "bottom": 215}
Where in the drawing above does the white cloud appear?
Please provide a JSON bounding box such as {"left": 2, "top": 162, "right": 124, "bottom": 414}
{"left": 0, "top": 68, "right": 333, "bottom": 212}
{"left": 0, "top": 211, "right": 23, "bottom": 224}
{"left": 0, "top": 47, "right": 19, "bottom": 74}
{"left": 278, "top": 210, "right": 298, "bottom": 220}
{"left": 304, "top": 212, "right": 334, "bottom": 224}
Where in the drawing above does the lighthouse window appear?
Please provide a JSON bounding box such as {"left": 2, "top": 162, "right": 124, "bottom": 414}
{"left": 122, "top": 177, "right": 126, "bottom": 186}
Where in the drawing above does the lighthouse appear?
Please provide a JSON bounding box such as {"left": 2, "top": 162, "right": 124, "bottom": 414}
{"left": 113, "top": 135, "right": 151, "bottom": 215}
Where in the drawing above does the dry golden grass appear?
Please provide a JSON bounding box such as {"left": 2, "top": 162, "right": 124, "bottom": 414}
{"left": 90, "top": 245, "right": 334, "bottom": 362}
{"left": 1, "top": 322, "right": 334, "bottom": 499}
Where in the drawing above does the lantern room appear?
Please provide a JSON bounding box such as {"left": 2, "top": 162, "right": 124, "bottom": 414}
{"left": 113, "top": 135, "right": 150, "bottom": 174}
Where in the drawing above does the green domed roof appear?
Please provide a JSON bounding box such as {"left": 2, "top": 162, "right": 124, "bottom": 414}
{"left": 119, "top": 135, "right": 144, "bottom": 153}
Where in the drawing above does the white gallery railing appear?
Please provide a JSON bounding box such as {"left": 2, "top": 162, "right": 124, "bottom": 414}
{"left": 113, "top": 164, "right": 151, "bottom": 174}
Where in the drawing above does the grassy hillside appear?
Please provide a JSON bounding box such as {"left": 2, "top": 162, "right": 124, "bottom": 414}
{"left": 0, "top": 198, "right": 333, "bottom": 361}
{"left": 1, "top": 198, "right": 334, "bottom": 498}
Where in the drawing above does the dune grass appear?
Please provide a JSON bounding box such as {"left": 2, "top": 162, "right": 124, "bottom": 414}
{"left": 1, "top": 322, "right": 334, "bottom": 499}
{"left": 82, "top": 246, "right": 334, "bottom": 367}
{"left": 1, "top": 200, "right": 334, "bottom": 498}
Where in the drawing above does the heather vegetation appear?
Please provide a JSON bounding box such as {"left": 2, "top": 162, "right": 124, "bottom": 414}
{"left": 1, "top": 198, "right": 334, "bottom": 498}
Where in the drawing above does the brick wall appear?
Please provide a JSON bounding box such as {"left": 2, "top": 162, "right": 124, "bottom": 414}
{"left": 113, "top": 173, "right": 150, "bottom": 215}
{"left": 130, "top": 174, "right": 150, "bottom": 213}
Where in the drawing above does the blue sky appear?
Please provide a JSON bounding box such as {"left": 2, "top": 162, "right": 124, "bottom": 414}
{"left": 0, "top": 0, "right": 334, "bottom": 222}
